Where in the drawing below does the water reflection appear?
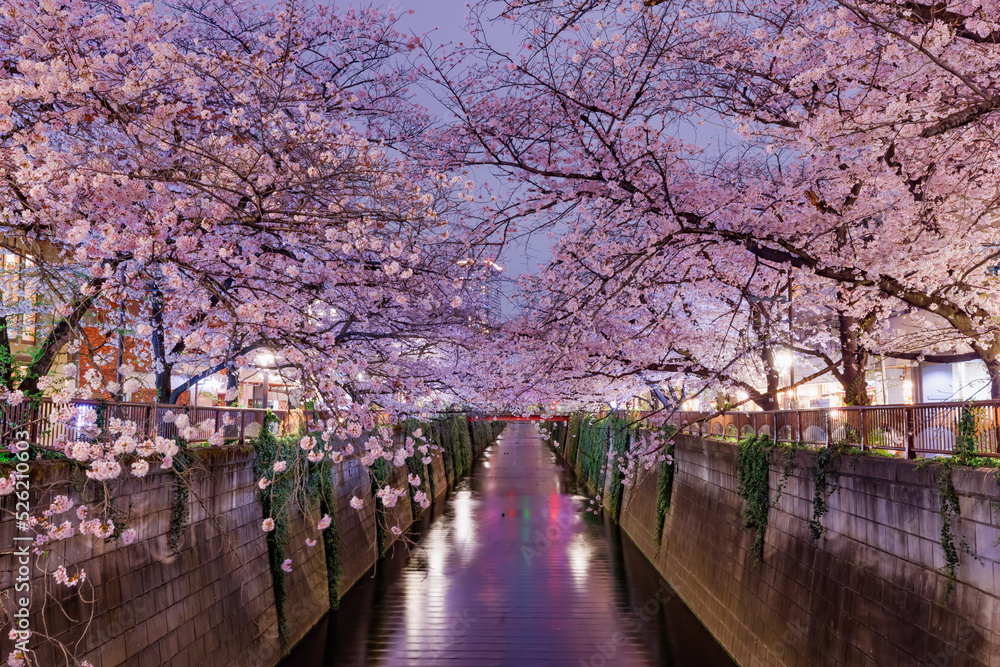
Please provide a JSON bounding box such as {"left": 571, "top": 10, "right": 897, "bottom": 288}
{"left": 281, "top": 423, "right": 735, "bottom": 667}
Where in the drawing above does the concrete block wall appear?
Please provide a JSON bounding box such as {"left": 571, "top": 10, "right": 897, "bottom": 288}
{"left": 611, "top": 434, "right": 1000, "bottom": 667}
{"left": 0, "top": 418, "right": 502, "bottom": 667}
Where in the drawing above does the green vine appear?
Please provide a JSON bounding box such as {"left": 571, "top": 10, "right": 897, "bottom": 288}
{"left": 452, "top": 414, "right": 473, "bottom": 479}
{"left": 252, "top": 412, "right": 292, "bottom": 642}
{"left": 369, "top": 457, "right": 390, "bottom": 557}
{"left": 578, "top": 414, "right": 600, "bottom": 489}
{"left": 566, "top": 413, "right": 581, "bottom": 468}
{"left": 809, "top": 442, "right": 850, "bottom": 541}
{"left": 936, "top": 406, "right": 982, "bottom": 598}
{"left": 319, "top": 494, "right": 341, "bottom": 610}
{"left": 401, "top": 419, "right": 431, "bottom": 516}
{"left": 654, "top": 425, "right": 678, "bottom": 545}
{"left": 735, "top": 434, "right": 795, "bottom": 565}
{"left": 606, "top": 415, "right": 631, "bottom": 522}
{"left": 167, "top": 437, "right": 191, "bottom": 555}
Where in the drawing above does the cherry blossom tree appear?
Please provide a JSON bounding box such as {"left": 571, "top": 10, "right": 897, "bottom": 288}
{"left": 423, "top": 0, "right": 1000, "bottom": 405}
{"left": 0, "top": 1, "right": 487, "bottom": 663}
{"left": 0, "top": 0, "right": 488, "bottom": 414}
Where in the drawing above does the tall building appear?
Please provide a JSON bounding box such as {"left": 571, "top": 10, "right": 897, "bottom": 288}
{"left": 478, "top": 272, "right": 503, "bottom": 326}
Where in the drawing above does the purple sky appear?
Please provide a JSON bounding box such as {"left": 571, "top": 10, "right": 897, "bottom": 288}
{"left": 346, "top": 0, "right": 552, "bottom": 299}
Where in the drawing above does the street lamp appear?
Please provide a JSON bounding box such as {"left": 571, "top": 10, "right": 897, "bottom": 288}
{"left": 257, "top": 351, "right": 276, "bottom": 409}
{"left": 774, "top": 351, "right": 796, "bottom": 408}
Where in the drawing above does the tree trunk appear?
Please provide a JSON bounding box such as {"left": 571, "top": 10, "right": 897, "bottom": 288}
{"left": 751, "top": 301, "right": 780, "bottom": 410}
{"left": 149, "top": 284, "right": 172, "bottom": 405}
{"left": 18, "top": 287, "right": 101, "bottom": 395}
{"left": 838, "top": 313, "right": 872, "bottom": 406}
{"left": 226, "top": 358, "right": 240, "bottom": 407}
{"left": 0, "top": 315, "right": 13, "bottom": 391}
{"left": 980, "top": 346, "right": 1000, "bottom": 400}
{"left": 747, "top": 347, "right": 781, "bottom": 411}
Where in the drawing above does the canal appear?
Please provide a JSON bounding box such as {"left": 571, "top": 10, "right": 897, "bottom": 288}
{"left": 281, "top": 422, "right": 736, "bottom": 666}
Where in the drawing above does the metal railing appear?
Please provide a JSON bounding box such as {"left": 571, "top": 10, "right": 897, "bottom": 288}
{"left": 1, "top": 399, "right": 282, "bottom": 448}
{"left": 659, "top": 400, "right": 1000, "bottom": 458}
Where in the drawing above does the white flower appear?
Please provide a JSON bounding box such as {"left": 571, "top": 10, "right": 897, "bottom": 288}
{"left": 262, "top": 518, "right": 275, "bottom": 532}
{"left": 280, "top": 558, "right": 293, "bottom": 572}
{"left": 121, "top": 528, "right": 137, "bottom": 545}
{"left": 317, "top": 515, "right": 332, "bottom": 530}
{"left": 349, "top": 496, "right": 364, "bottom": 510}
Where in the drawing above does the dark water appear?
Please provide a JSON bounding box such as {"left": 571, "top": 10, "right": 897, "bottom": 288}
{"left": 281, "top": 423, "right": 736, "bottom": 667}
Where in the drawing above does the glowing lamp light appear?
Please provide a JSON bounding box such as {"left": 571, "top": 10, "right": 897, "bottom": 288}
{"left": 200, "top": 376, "right": 222, "bottom": 393}
{"left": 774, "top": 351, "right": 794, "bottom": 371}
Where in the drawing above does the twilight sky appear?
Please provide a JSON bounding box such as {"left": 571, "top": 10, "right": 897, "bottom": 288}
{"left": 346, "top": 0, "right": 553, "bottom": 300}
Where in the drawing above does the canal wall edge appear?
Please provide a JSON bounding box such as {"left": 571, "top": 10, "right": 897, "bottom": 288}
{"left": 544, "top": 421, "right": 1000, "bottom": 666}
{"left": 0, "top": 419, "right": 503, "bottom": 667}
{"left": 614, "top": 433, "right": 1000, "bottom": 667}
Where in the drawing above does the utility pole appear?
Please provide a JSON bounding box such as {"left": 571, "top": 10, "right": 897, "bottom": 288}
{"left": 788, "top": 275, "right": 796, "bottom": 408}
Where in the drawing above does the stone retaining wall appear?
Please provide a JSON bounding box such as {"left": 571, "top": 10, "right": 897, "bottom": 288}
{"left": 548, "top": 425, "right": 1000, "bottom": 666}
{"left": 0, "top": 418, "right": 503, "bottom": 667}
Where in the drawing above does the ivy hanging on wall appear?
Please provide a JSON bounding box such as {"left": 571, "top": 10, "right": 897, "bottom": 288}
{"left": 937, "top": 405, "right": 983, "bottom": 598}
{"left": 401, "top": 419, "right": 431, "bottom": 516}
{"left": 654, "top": 425, "right": 678, "bottom": 545}
{"left": 369, "top": 457, "right": 391, "bottom": 557}
{"left": 566, "top": 413, "right": 581, "bottom": 468}
{"left": 736, "top": 434, "right": 772, "bottom": 564}
{"left": 809, "top": 443, "right": 848, "bottom": 541}
{"left": 167, "top": 437, "right": 192, "bottom": 555}
{"left": 318, "top": 492, "right": 341, "bottom": 610}
{"left": 253, "top": 412, "right": 293, "bottom": 642}
{"left": 606, "top": 415, "right": 631, "bottom": 522}
{"left": 735, "top": 434, "right": 796, "bottom": 565}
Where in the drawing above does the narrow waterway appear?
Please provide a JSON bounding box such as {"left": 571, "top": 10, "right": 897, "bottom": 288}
{"left": 281, "top": 422, "right": 736, "bottom": 667}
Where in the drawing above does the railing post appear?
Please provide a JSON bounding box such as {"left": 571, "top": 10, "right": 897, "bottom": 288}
{"left": 144, "top": 404, "right": 154, "bottom": 438}
{"left": 239, "top": 410, "right": 246, "bottom": 444}
{"left": 796, "top": 411, "right": 802, "bottom": 444}
{"left": 861, "top": 410, "right": 868, "bottom": 451}
{"left": 904, "top": 407, "right": 915, "bottom": 459}
{"left": 825, "top": 410, "right": 831, "bottom": 447}
{"left": 772, "top": 412, "right": 778, "bottom": 441}
{"left": 28, "top": 402, "right": 39, "bottom": 446}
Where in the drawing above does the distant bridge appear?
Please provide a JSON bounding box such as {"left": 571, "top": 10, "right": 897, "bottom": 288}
{"left": 466, "top": 414, "right": 570, "bottom": 422}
